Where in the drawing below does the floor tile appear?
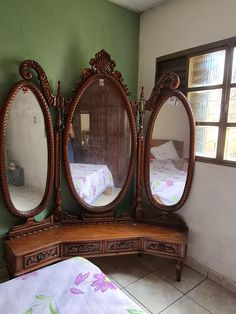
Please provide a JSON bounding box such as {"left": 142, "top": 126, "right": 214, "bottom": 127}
{"left": 132, "top": 254, "right": 171, "bottom": 272}
{"left": 96, "top": 255, "right": 150, "bottom": 287}
{"left": 10, "top": 195, "right": 36, "bottom": 211}
{"left": 161, "top": 295, "right": 211, "bottom": 314}
{"left": 155, "top": 263, "right": 206, "bottom": 293}
{"left": 187, "top": 278, "right": 236, "bottom": 314}
{"left": 122, "top": 288, "right": 152, "bottom": 313}
{"left": 88, "top": 255, "right": 118, "bottom": 268}
{"left": 106, "top": 274, "right": 122, "bottom": 289}
{"left": 126, "top": 273, "right": 183, "bottom": 314}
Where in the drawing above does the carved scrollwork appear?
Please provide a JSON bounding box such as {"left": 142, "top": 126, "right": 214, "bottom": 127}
{"left": 89, "top": 49, "right": 116, "bottom": 73}
{"left": 19, "top": 60, "right": 55, "bottom": 106}
{"left": 148, "top": 241, "right": 177, "bottom": 254}
{"left": 73, "top": 49, "right": 130, "bottom": 95}
{"left": 24, "top": 247, "right": 58, "bottom": 267}
{"left": 65, "top": 243, "right": 99, "bottom": 255}
{"left": 109, "top": 241, "right": 136, "bottom": 250}
{"left": 145, "top": 72, "right": 180, "bottom": 111}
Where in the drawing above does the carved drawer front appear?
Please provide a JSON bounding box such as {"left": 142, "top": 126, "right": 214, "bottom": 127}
{"left": 144, "top": 240, "right": 179, "bottom": 257}
{"left": 64, "top": 242, "right": 102, "bottom": 256}
{"left": 106, "top": 239, "right": 141, "bottom": 253}
{"left": 24, "top": 246, "right": 60, "bottom": 268}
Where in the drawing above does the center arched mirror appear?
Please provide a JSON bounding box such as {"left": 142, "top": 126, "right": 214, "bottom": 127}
{"left": 63, "top": 51, "right": 136, "bottom": 214}
{"left": 144, "top": 91, "right": 195, "bottom": 211}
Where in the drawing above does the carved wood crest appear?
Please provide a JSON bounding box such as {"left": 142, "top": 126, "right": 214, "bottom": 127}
{"left": 73, "top": 49, "right": 130, "bottom": 96}
{"left": 145, "top": 72, "right": 180, "bottom": 111}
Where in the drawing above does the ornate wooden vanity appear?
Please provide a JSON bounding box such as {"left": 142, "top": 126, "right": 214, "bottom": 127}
{"left": 0, "top": 50, "right": 195, "bottom": 280}
{"left": 5, "top": 223, "right": 188, "bottom": 279}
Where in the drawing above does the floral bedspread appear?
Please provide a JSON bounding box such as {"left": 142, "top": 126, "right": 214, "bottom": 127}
{"left": 0, "top": 257, "right": 146, "bottom": 314}
{"left": 70, "top": 163, "right": 114, "bottom": 205}
{"left": 150, "top": 159, "right": 187, "bottom": 205}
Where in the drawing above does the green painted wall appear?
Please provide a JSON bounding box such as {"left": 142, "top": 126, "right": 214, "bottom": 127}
{"left": 0, "top": 0, "right": 139, "bottom": 267}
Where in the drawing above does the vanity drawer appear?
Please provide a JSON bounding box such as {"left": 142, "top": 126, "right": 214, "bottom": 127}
{"left": 64, "top": 242, "right": 102, "bottom": 256}
{"left": 144, "top": 239, "right": 179, "bottom": 257}
{"left": 24, "top": 245, "right": 60, "bottom": 268}
{"left": 105, "top": 238, "right": 141, "bottom": 253}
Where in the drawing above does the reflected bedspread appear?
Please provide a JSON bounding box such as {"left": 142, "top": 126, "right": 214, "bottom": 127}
{"left": 70, "top": 163, "right": 114, "bottom": 205}
{"left": 150, "top": 159, "right": 187, "bottom": 205}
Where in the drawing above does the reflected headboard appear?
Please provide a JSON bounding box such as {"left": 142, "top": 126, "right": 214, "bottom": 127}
{"left": 151, "top": 139, "right": 184, "bottom": 158}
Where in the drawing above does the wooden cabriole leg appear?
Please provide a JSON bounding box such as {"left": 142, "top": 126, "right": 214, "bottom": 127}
{"left": 175, "top": 260, "right": 184, "bottom": 282}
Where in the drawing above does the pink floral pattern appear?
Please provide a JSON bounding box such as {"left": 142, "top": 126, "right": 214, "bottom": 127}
{"left": 150, "top": 159, "right": 187, "bottom": 205}
{"left": 70, "top": 163, "right": 114, "bottom": 204}
{"left": 16, "top": 271, "right": 38, "bottom": 280}
{"left": 69, "top": 272, "right": 90, "bottom": 295}
{"left": 91, "top": 273, "right": 117, "bottom": 293}
{"left": 0, "top": 257, "right": 145, "bottom": 313}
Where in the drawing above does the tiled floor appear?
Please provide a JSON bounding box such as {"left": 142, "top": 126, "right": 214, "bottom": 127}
{"left": 9, "top": 185, "right": 43, "bottom": 211}
{"left": 1, "top": 254, "right": 235, "bottom": 313}
{"left": 89, "top": 254, "right": 236, "bottom": 314}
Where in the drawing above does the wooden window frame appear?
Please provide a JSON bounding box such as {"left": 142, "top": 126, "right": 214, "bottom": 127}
{"left": 156, "top": 36, "right": 236, "bottom": 167}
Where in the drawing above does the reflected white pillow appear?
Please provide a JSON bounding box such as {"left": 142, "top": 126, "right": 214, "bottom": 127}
{"left": 151, "top": 141, "right": 179, "bottom": 160}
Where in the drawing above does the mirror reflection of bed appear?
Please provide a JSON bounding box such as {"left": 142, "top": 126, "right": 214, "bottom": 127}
{"left": 6, "top": 87, "right": 47, "bottom": 212}
{"left": 149, "top": 96, "right": 190, "bottom": 206}
{"left": 68, "top": 78, "right": 131, "bottom": 206}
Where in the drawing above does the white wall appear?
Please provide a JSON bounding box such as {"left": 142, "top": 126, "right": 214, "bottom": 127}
{"left": 139, "top": 0, "right": 236, "bottom": 282}
{"left": 7, "top": 88, "right": 47, "bottom": 193}
{"left": 152, "top": 98, "right": 190, "bottom": 157}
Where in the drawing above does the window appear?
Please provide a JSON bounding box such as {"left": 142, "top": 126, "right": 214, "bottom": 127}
{"left": 156, "top": 37, "right": 236, "bottom": 166}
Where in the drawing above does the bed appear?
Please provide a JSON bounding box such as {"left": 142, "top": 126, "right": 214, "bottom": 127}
{"left": 0, "top": 257, "right": 146, "bottom": 314}
{"left": 150, "top": 140, "right": 188, "bottom": 205}
{"left": 70, "top": 163, "right": 114, "bottom": 205}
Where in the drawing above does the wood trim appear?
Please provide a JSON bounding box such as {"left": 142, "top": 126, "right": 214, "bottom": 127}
{"left": 5, "top": 222, "right": 188, "bottom": 279}
{"left": 156, "top": 36, "right": 236, "bottom": 64}
{"left": 144, "top": 88, "right": 195, "bottom": 213}
{"left": 156, "top": 37, "right": 236, "bottom": 167}
{"left": 19, "top": 60, "right": 56, "bottom": 107}
{"left": 0, "top": 80, "right": 55, "bottom": 218}
{"left": 195, "top": 156, "right": 236, "bottom": 167}
{"left": 62, "top": 51, "right": 137, "bottom": 217}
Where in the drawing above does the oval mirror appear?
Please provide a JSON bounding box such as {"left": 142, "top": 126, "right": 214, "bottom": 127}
{"left": 145, "top": 92, "right": 195, "bottom": 211}
{"left": 64, "top": 75, "right": 136, "bottom": 212}
{"left": 0, "top": 81, "right": 54, "bottom": 217}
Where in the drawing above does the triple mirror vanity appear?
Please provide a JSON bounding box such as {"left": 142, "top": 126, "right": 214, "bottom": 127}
{"left": 0, "top": 50, "right": 195, "bottom": 281}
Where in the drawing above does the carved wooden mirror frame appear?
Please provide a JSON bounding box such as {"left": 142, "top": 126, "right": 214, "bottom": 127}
{"left": 0, "top": 61, "right": 59, "bottom": 238}
{"left": 62, "top": 50, "right": 137, "bottom": 218}
{"left": 143, "top": 73, "right": 195, "bottom": 213}
{"left": 0, "top": 80, "right": 55, "bottom": 218}
{"left": 1, "top": 52, "right": 194, "bottom": 282}
{"left": 0, "top": 52, "right": 195, "bottom": 239}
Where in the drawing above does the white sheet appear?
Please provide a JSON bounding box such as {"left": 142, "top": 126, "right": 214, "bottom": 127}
{"left": 150, "top": 159, "right": 187, "bottom": 205}
{"left": 0, "top": 257, "right": 146, "bottom": 314}
{"left": 70, "top": 163, "right": 114, "bottom": 205}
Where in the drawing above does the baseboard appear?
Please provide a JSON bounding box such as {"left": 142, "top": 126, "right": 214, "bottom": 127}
{"left": 186, "top": 256, "right": 236, "bottom": 295}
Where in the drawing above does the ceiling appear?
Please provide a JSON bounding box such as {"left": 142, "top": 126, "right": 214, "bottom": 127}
{"left": 107, "top": 0, "right": 168, "bottom": 13}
